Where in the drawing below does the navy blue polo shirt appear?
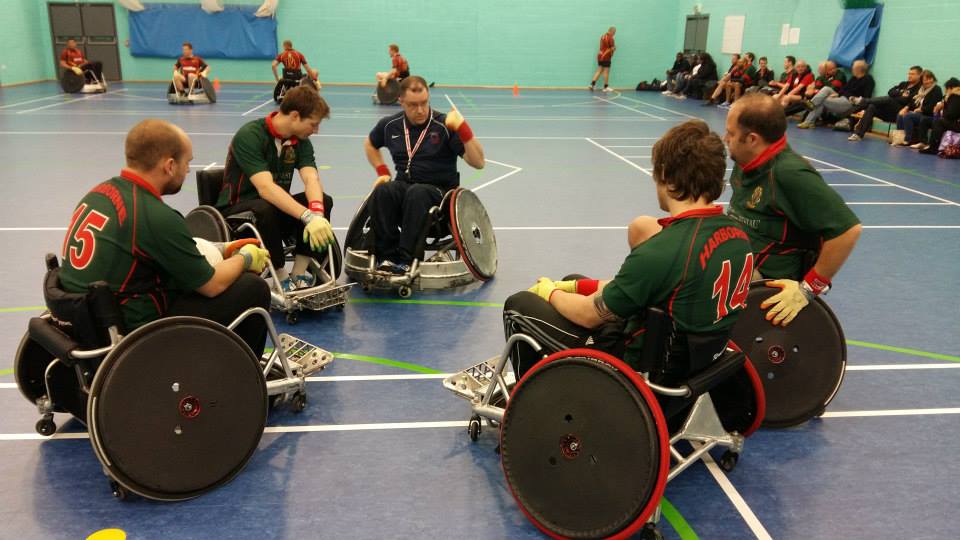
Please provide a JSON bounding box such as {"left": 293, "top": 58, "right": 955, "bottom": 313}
{"left": 368, "top": 110, "right": 465, "bottom": 189}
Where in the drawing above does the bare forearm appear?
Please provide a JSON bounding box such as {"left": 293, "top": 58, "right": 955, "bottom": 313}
{"left": 197, "top": 254, "right": 245, "bottom": 297}
{"left": 364, "top": 139, "right": 386, "bottom": 168}
{"left": 300, "top": 167, "right": 324, "bottom": 205}
{"left": 462, "top": 139, "right": 485, "bottom": 169}
{"left": 813, "top": 224, "right": 861, "bottom": 280}
{"left": 551, "top": 291, "right": 604, "bottom": 329}
{"left": 254, "top": 179, "right": 308, "bottom": 219}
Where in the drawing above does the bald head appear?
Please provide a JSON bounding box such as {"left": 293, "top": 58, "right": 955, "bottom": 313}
{"left": 125, "top": 119, "right": 189, "bottom": 172}
{"left": 730, "top": 93, "right": 786, "bottom": 143}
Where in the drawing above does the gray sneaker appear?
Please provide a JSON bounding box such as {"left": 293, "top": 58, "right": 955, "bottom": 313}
{"left": 847, "top": 134, "right": 862, "bottom": 141}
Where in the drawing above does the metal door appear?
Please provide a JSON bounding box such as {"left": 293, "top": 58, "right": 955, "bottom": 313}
{"left": 48, "top": 2, "right": 122, "bottom": 80}
{"left": 684, "top": 15, "right": 709, "bottom": 54}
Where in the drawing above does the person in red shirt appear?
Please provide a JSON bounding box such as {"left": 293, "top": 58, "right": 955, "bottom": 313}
{"left": 173, "top": 42, "right": 210, "bottom": 94}
{"left": 59, "top": 38, "right": 103, "bottom": 82}
{"left": 589, "top": 27, "right": 617, "bottom": 93}
{"left": 272, "top": 39, "right": 320, "bottom": 89}
{"left": 776, "top": 59, "right": 814, "bottom": 109}
{"left": 376, "top": 44, "right": 410, "bottom": 88}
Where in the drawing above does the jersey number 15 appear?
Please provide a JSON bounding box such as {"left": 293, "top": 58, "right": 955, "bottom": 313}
{"left": 712, "top": 252, "right": 754, "bottom": 322}
{"left": 63, "top": 203, "right": 110, "bottom": 270}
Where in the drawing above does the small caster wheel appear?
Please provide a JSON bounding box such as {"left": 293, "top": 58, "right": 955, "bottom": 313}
{"left": 286, "top": 312, "right": 299, "bottom": 325}
{"left": 335, "top": 304, "right": 345, "bottom": 312}
{"left": 718, "top": 450, "right": 739, "bottom": 472}
{"left": 468, "top": 416, "right": 481, "bottom": 442}
{"left": 36, "top": 415, "right": 56, "bottom": 437}
{"left": 290, "top": 391, "right": 307, "bottom": 413}
{"left": 398, "top": 286, "right": 412, "bottom": 299}
{"left": 110, "top": 480, "right": 129, "bottom": 501}
{"left": 640, "top": 523, "right": 663, "bottom": 540}
{"left": 361, "top": 284, "right": 372, "bottom": 293}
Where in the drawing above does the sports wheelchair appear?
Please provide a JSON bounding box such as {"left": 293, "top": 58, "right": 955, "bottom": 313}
{"left": 167, "top": 74, "right": 216, "bottom": 105}
{"left": 729, "top": 280, "right": 847, "bottom": 428}
{"left": 13, "top": 254, "right": 333, "bottom": 501}
{"left": 444, "top": 306, "right": 765, "bottom": 539}
{"left": 185, "top": 168, "right": 351, "bottom": 324}
{"left": 343, "top": 187, "right": 497, "bottom": 298}
{"left": 60, "top": 68, "right": 107, "bottom": 94}
{"left": 274, "top": 69, "right": 317, "bottom": 103}
{"left": 372, "top": 78, "right": 401, "bottom": 105}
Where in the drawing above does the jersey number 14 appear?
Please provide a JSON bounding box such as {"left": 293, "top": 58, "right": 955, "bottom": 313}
{"left": 63, "top": 203, "right": 110, "bottom": 270}
{"left": 712, "top": 252, "right": 754, "bottom": 322}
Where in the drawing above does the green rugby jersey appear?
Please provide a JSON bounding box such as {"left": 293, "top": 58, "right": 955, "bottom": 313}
{"left": 727, "top": 138, "right": 860, "bottom": 280}
{"left": 217, "top": 111, "right": 317, "bottom": 208}
{"left": 602, "top": 207, "right": 754, "bottom": 369}
{"left": 60, "top": 170, "right": 214, "bottom": 330}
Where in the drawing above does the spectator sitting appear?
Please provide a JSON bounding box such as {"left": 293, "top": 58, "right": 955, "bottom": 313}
{"left": 682, "top": 52, "right": 718, "bottom": 100}
{"left": 776, "top": 59, "right": 814, "bottom": 109}
{"left": 662, "top": 52, "right": 691, "bottom": 95}
{"left": 763, "top": 56, "right": 796, "bottom": 95}
{"left": 746, "top": 56, "right": 776, "bottom": 94}
{"left": 848, "top": 65, "right": 923, "bottom": 142}
{"left": 799, "top": 59, "right": 874, "bottom": 130}
{"left": 719, "top": 52, "right": 758, "bottom": 108}
{"left": 895, "top": 70, "right": 942, "bottom": 147}
{"left": 796, "top": 61, "right": 846, "bottom": 123}
{"left": 703, "top": 53, "right": 741, "bottom": 106}
{"left": 920, "top": 77, "right": 960, "bottom": 154}
{"left": 669, "top": 54, "right": 701, "bottom": 97}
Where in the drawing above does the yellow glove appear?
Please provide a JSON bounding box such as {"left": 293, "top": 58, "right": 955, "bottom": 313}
{"left": 528, "top": 277, "right": 559, "bottom": 302}
{"left": 238, "top": 244, "right": 270, "bottom": 273}
{"left": 71, "top": 66, "right": 83, "bottom": 76}
{"left": 760, "top": 279, "right": 812, "bottom": 326}
{"left": 553, "top": 280, "right": 577, "bottom": 294}
{"left": 302, "top": 213, "right": 334, "bottom": 251}
{"left": 445, "top": 108, "right": 465, "bottom": 131}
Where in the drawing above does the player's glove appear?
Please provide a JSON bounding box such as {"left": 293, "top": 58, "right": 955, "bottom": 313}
{"left": 71, "top": 66, "right": 83, "bottom": 76}
{"left": 444, "top": 108, "right": 475, "bottom": 143}
{"left": 553, "top": 280, "right": 577, "bottom": 294}
{"left": 238, "top": 244, "right": 271, "bottom": 274}
{"left": 222, "top": 238, "right": 261, "bottom": 258}
{"left": 528, "top": 277, "right": 560, "bottom": 302}
{"left": 761, "top": 280, "right": 813, "bottom": 326}
{"left": 301, "top": 210, "right": 335, "bottom": 251}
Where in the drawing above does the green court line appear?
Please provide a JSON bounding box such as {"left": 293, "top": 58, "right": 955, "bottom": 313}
{"left": 845, "top": 340, "right": 960, "bottom": 363}
{"left": 790, "top": 138, "right": 960, "bottom": 189}
{"left": 0, "top": 306, "right": 45, "bottom": 313}
{"left": 661, "top": 498, "right": 700, "bottom": 540}
{"left": 348, "top": 298, "right": 504, "bottom": 308}
{"left": 0, "top": 368, "right": 12, "bottom": 376}
{"left": 332, "top": 352, "right": 441, "bottom": 374}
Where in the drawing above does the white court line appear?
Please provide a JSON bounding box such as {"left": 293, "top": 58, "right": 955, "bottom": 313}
{"left": 0, "top": 94, "right": 68, "bottom": 110}
{"left": 15, "top": 90, "right": 116, "bottom": 114}
{"left": 822, "top": 408, "right": 960, "bottom": 418}
{"left": 847, "top": 364, "right": 960, "bottom": 371}
{"left": 607, "top": 145, "right": 653, "bottom": 148}
{"left": 617, "top": 94, "right": 700, "bottom": 119}
{"left": 592, "top": 96, "right": 667, "bottom": 120}
{"left": 701, "top": 451, "right": 774, "bottom": 540}
{"left": 804, "top": 155, "right": 960, "bottom": 207}
{"left": 585, "top": 138, "right": 651, "bottom": 175}
{"left": 621, "top": 155, "right": 651, "bottom": 159}
{"left": 203, "top": 161, "right": 218, "bottom": 171}
{"left": 472, "top": 159, "right": 523, "bottom": 192}
{"left": 241, "top": 98, "right": 276, "bottom": 117}
{"left": 189, "top": 162, "right": 217, "bottom": 170}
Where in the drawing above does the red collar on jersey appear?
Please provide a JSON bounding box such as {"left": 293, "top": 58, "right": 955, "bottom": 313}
{"left": 657, "top": 205, "right": 724, "bottom": 227}
{"left": 265, "top": 111, "right": 298, "bottom": 145}
{"left": 120, "top": 169, "right": 162, "bottom": 199}
{"left": 741, "top": 135, "right": 787, "bottom": 173}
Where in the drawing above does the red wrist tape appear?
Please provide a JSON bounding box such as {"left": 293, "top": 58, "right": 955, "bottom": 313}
{"left": 309, "top": 200, "right": 324, "bottom": 214}
{"left": 457, "top": 121, "right": 474, "bottom": 144}
{"left": 575, "top": 279, "right": 600, "bottom": 296}
{"left": 803, "top": 268, "right": 831, "bottom": 295}
{"left": 375, "top": 164, "right": 390, "bottom": 177}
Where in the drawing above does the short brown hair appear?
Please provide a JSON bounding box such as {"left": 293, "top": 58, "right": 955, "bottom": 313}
{"left": 280, "top": 86, "right": 330, "bottom": 119}
{"left": 733, "top": 93, "right": 786, "bottom": 144}
{"left": 651, "top": 120, "right": 726, "bottom": 203}
{"left": 400, "top": 76, "right": 428, "bottom": 96}
{"left": 125, "top": 119, "right": 187, "bottom": 171}
{"left": 389, "top": 43, "right": 399, "bottom": 53}
{"left": 182, "top": 42, "right": 192, "bottom": 49}
{"left": 283, "top": 40, "right": 292, "bottom": 48}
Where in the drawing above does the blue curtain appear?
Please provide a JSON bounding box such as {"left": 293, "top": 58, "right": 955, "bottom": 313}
{"left": 129, "top": 4, "right": 277, "bottom": 59}
{"left": 828, "top": 6, "right": 883, "bottom": 68}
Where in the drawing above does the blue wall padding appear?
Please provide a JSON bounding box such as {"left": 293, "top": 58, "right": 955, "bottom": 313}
{"left": 829, "top": 6, "right": 883, "bottom": 67}
{"left": 129, "top": 3, "right": 277, "bottom": 59}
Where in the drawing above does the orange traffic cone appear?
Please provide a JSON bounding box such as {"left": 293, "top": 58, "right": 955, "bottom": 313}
{"left": 512, "top": 83, "right": 519, "bottom": 97}
{"left": 213, "top": 78, "right": 221, "bottom": 91}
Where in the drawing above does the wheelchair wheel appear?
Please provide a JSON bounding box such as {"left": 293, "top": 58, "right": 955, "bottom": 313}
{"left": 501, "top": 349, "right": 669, "bottom": 539}
{"left": 273, "top": 79, "right": 296, "bottom": 103}
{"left": 61, "top": 70, "right": 85, "bottom": 93}
{"left": 730, "top": 281, "right": 846, "bottom": 428}
{"left": 185, "top": 206, "right": 231, "bottom": 243}
{"left": 343, "top": 194, "right": 375, "bottom": 254}
{"left": 450, "top": 189, "right": 497, "bottom": 281}
{"left": 375, "top": 79, "right": 401, "bottom": 105}
{"left": 87, "top": 317, "right": 267, "bottom": 501}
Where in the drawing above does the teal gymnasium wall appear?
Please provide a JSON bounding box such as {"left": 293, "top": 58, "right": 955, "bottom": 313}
{"left": 3, "top": 0, "right": 958, "bottom": 93}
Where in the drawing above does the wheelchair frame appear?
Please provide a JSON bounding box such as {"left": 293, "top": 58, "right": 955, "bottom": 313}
{"left": 62, "top": 68, "right": 107, "bottom": 94}
{"left": 168, "top": 74, "right": 214, "bottom": 105}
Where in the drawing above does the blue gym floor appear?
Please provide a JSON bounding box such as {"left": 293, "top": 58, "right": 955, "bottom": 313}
{"left": 0, "top": 82, "right": 958, "bottom": 540}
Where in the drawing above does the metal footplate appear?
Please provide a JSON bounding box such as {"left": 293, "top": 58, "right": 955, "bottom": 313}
{"left": 443, "top": 356, "right": 516, "bottom": 403}
{"left": 279, "top": 333, "right": 334, "bottom": 376}
{"left": 278, "top": 282, "right": 353, "bottom": 313}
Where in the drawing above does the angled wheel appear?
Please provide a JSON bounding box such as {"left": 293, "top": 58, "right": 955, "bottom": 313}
{"left": 343, "top": 195, "right": 374, "bottom": 254}
{"left": 375, "top": 79, "right": 401, "bottom": 105}
{"left": 501, "top": 349, "right": 669, "bottom": 539}
{"left": 87, "top": 317, "right": 267, "bottom": 501}
{"left": 450, "top": 189, "right": 497, "bottom": 281}
{"left": 61, "top": 70, "right": 84, "bottom": 93}
{"left": 185, "top": 206, "right": 231, "bottom": 243}
{"left": 730, "top": 281, "right": 846, "bottom": 428}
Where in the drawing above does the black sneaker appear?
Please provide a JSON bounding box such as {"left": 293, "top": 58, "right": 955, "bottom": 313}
{"left": 377, "top": 260, "right": 411, "bottom": 275}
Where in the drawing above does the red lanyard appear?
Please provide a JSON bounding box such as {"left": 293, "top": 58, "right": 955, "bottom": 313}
{"left": 402, "top": 109, "right": 431, "bottom": 176}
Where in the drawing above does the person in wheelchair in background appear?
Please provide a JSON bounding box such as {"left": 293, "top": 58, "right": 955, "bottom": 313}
{"left": 272, "top": 39, "right": 320, "bottom": 92}
{"left": 505, "top": 120, "right": 754, "bottom": 382}
{"left": 59, "top": 118, "right": 272, "bottom": 355}
{"left": 362, "top": 75, "right": 485, "bottom": 274}
{"left": 172, "top": 42, "right": 210, "bottom": 95}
